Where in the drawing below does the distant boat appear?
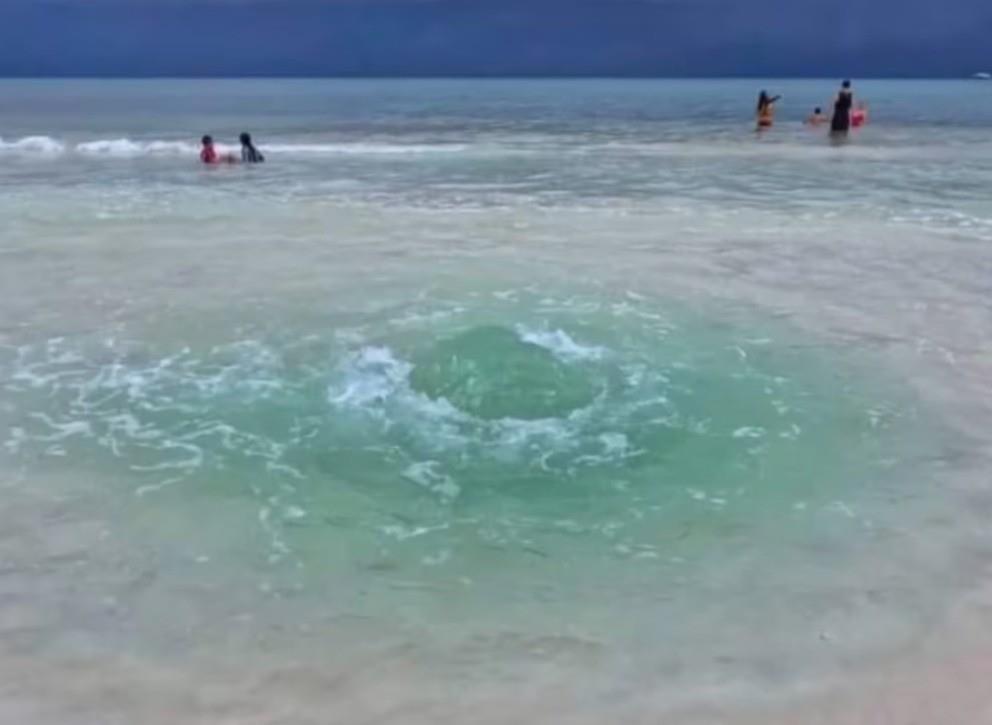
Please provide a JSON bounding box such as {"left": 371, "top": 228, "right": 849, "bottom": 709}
{"left": 972, "top": 72, "right": 992, "bottom": 80}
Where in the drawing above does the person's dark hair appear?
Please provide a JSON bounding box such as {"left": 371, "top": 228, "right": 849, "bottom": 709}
{"left": 814, "top": 107, "right": 822, "bottom": 114}
{"left": 240, "top": 132, "right": 252, "bottom": 146}
{"left": 841, "top": 80, "right": 851, "bottom": 89}
{"left": 757, "top": 90, "right": 769, "bottom": 112}
{"left": 201, "top": 135, "right": 213, "bottom": 146}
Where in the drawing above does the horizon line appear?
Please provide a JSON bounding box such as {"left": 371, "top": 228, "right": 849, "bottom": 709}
{"left": 0, "top": 74, "right": 987, "bottom": 81}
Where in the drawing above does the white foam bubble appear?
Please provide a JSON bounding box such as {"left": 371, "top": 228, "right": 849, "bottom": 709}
{"left": 28, "top": 413, "right": 93, "bottom": 442}
{"left": 327, "top": 346, "right": 412, "bottom": 408}
{"left": 599, "top": 432, "right": 630, "bottom": 456}
{"left": 283, "top": 506, "right": 307, "bottom": 521}
{"left": 129, "top": 440, "right": 203, "bottom": 474}
{"left": 379, "top": 522, "right": 450, "bottom": 541}
{"left": 515, "top": 326, "right": 606, "bottom": 362}
{"left": 402, "top": 460, "right": 461, "bottom": 500}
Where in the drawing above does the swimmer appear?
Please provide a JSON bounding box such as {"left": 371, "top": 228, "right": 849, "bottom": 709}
{"left": 756, "top": 90, "right": 782, "bottom": 130}
{"left": 805, "top": 107, "right": 829, "bottom": 126}
{"left": 239, "top": 132, "right": 265, "bottom": 163}
{"left": 199, "top": 135, "right": 236, "bottom": 165}
{"left": 851, "top": 101, "right": 869, "bottom": 128}
{"left": 830, "top": 80, "right": 854, "bottom": 136}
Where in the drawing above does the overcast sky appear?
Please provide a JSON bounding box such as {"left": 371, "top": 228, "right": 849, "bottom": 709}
{"left": 0, "top": 0, "right": 989, "bottom": 77}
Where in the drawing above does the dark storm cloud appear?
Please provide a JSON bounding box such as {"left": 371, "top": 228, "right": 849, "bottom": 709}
{"left": 0, "top": 0, "right": 989, "bottom": 76}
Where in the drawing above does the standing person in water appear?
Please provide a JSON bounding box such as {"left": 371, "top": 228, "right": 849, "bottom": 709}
{"left": 830, "top": 80, "right": 854, "bottom": 135}
{"left": 756, "top": 90, "right": 782, "bottom": 130}
{"left": 239, "top": 132, "right": 265, "bottom": 163}
{"left": 200, "top": 135, "right": 236, "bottom": 165}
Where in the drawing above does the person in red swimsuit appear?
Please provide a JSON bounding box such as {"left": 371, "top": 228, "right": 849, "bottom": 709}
{"left": 851, "top": 102, "right": 869, "bottom": 128}
{"left": 200, "top": 135, "right": 236, "bottom": 164}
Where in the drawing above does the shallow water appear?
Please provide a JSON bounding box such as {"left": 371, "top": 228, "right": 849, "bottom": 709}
{"left": 2, "top": 79, "right": 992, "bottom": 722}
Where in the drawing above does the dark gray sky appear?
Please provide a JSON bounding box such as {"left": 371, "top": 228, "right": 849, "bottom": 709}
{"left": 1, "top": 0, "right": 989, "bottom": 77}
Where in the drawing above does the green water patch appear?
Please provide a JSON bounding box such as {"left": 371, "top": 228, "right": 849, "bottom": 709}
{"left": 0, "top": 291, "right": 932, "bottom": 588}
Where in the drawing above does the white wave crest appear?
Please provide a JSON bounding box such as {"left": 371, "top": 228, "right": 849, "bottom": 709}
{"left": 75, "top": 139, "right": 199, "bottom": 157}
{"left": 0, "top": 135, "right": 66, "bottom": 155}
{"left": 0, "top": 135, "right": 470, "bottom": 159}
{"left": 262, "top": 142, "right": 468, "bottom": 155}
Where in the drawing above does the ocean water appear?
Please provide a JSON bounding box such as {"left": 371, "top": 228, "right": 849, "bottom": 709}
{"left": 2, "top": 79, "right": 992, "bottom": 723}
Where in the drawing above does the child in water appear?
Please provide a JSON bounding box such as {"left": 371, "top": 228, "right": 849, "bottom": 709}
{"left": 805, "top": 107, "right": 829, "bottom": 126}
{"left": 199, "top": 135, "right": 236, "bottom": 165}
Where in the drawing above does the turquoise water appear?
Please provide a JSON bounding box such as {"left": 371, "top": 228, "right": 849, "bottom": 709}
{"left": 0, "top": 287, "right": 938, "bottom": 648}
{"left": 0, "top": 79, "right": 990, "bottom": 721}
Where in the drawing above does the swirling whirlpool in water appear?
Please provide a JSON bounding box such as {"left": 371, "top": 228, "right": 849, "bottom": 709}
{"left": 0, "top": 292, "right": 928, "bottom": 600}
